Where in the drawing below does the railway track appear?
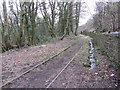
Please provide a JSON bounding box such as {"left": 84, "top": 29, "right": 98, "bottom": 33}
{"left": 44, "top": 38, "right": 90, "bottom": 88}
{"left": 2, "top": 35, "right": 118, "bottom": 88}
{"left": 1, "top": 41, "right": 77, "bottom": 88}
{"left": 46, "top": 48, "right": 81, "bottom": 88}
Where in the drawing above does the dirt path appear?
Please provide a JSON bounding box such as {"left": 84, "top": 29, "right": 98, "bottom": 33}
{"left": 1, "top": 36, "right": 79, "bottom": 85}
{"left": 49, "top": 36, "right": 118, "bottom": 88}
{"left": 2, "top": 35, "right": 119, "bottom": 88}
{"left": 3, "top": 36, "right": 83, "bottom": 88}
{"left": 50, "top": 51, "right": 118, "bottom": 88}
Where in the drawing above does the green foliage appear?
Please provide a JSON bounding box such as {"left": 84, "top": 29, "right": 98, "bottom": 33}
{"left": 82, "top": 62, "right": 91, "bottom": 67}
{"left": 83, "top": 32, "right": 120, "bottom": 72}
{"left": 96, "top": 29, "right": 106, "bottom": 33}
{"left": 1, "top": 1, "right": 81, "bottom": 52}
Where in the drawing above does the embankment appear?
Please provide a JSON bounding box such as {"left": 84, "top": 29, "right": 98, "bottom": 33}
{"left": 82, "top": 32, "right": 120, "bottom": 72}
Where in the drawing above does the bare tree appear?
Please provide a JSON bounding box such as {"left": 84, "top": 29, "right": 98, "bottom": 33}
{"left": 74, "top": 2, "right": 81, "bottom": 36}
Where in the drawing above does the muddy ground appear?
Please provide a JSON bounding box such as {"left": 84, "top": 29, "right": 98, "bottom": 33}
{"left": 1, "top": 36, "right": 78, "bottom": 85}
{"left": 1, "top": 35, "right": 119, "bottom": 88}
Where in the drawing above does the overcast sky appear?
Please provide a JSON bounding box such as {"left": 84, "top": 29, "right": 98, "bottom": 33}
{"left": 0, "top": 0, "right": 118, "bottom": 26}
{"left": 0, "top": 0, "right": 97, "bottom": 26}
{"left": 79, "top": 0, "right": 97, "bottom": 26}
{"left": 79, "top": 0, "right": 120, "bottom": 25}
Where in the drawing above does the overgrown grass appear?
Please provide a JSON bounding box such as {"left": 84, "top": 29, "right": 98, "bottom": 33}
{"left": 83, "top": 32, "right": 120, "bottom": 72}
{"left": 75, "top": 35, "right": 91, "bottom": 67}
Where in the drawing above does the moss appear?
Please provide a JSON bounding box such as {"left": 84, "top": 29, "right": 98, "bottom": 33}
{"left": 82, "top": 62, "right": 91, "bottom": 67}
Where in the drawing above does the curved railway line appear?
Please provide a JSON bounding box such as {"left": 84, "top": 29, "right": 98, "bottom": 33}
{"left": 2, "top": 35, "right": 118, "bottom": 88}
{"left": 1, "top": 40, "right": 79, "bottom": 88}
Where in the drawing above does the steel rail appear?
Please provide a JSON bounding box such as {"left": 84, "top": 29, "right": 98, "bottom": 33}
{"left": 1, "top": 42, "right": 77, "bottom": 88}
